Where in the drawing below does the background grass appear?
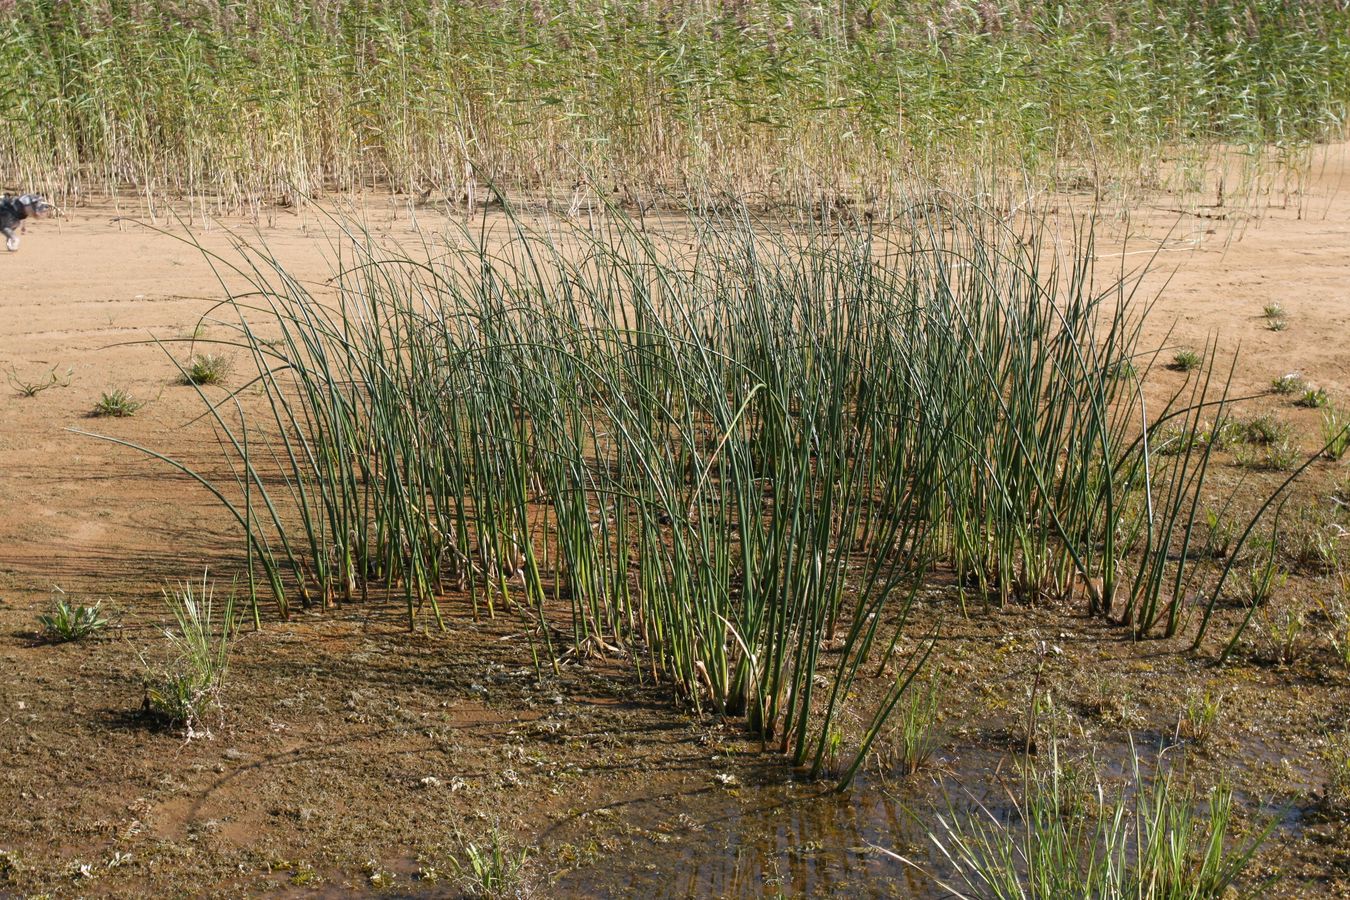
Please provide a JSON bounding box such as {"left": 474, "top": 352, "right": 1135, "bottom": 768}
{"left": 3, "top": 0, "right": 1348, "bottom": 208}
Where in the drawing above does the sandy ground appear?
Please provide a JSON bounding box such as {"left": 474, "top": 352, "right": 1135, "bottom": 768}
{"left": 0, "top": 148, "right": 1348, "bottom": 896}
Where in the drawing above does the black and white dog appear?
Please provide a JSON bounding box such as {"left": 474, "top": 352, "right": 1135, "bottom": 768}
{"left": 0, "top": 194, "right": 52, "bottom": 251}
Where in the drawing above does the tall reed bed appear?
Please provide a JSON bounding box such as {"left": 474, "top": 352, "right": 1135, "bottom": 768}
{"left": 99, "top": 201, "right": 1297, "bottom": 786}
{"left": 3, "top": 0, "right": 1348, "bottom": 210}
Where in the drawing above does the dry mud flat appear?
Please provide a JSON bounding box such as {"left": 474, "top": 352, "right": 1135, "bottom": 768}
{"left": 1, "top": 153, "right": 1349, "bottom": 897}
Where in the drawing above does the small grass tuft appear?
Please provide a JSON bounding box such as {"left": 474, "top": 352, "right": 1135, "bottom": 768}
{"left": 1321, "top": 405, "right": 1350, "bottom": 460}
{"left": 1203, "top": 509, "right": 1237, "bottom": 560}
{"left": 1154, "top": 422, "right": 1199, "bottom": 457}
{"left": 141, "top": 572, "right": 235, "bottom": 737}
{"left": 1170, "top": 348, "right": 1203, "bottom": 372}
{"left": 1260, "top": 606, "right": 1306, "bottom": 666}
{"left": 1086, "top": 676, "right": 1145, "bottom": 728}
{"left": 1335, "top": 474, "right": 1350, "bottom": 507}
{"left": 1235, "top": 439, "right": 1300, "bottom": 472}
{"left": 1241, "top": 414, "right": 1290, "bottom": 445}
{"left": 1318, "top": 585, "right": 1350, "bottom": 672}
{"left": 1179, "top": 688, "right": 1223, "bottom": 746}
{"left": 1201, "top": 416, "right": 1244, "bottom": 451}
{"left": 1262, "top": 302, "right": 1285, "bottom": 318}
{"left": 874, "top": 676, "right": 942, "bottom": 776}
{"left": 1240, "top": 548, "right": 1288, "bottom": 608}
{"left": 1271, "top": 373, "right": 1307, "bottom": 395}
{"left": 92, "top": 388, "right": 144, "bottom": 418}
{"left": 181, "top": 354, "right": 232, "bottom": 386}
{"left": 453, "top": 829, "right": 532, "bottom": 899}
{"left": 1263, "top": 302, "right": 1288, "bottom": 330}
{"left": 1280, "top": 515, "right": 1342, "bottom": 574}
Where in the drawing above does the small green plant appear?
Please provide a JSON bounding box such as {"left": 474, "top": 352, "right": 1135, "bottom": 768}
{"left": 1241, "top": 548, "right": 1288, "bottom": 607}
{"left": 895, "top": 740, "right": 1273, "bottom": 898}
{"left": 1268, "top": 440, "right": 1302, "bottom": 471}
{"left": 1322, "top": 405, "right": 1349, "bottom": 460}
{"left": 363, "top": 860, "right": 395, "bottom": 889}
{"left": 1296, "top": 387, "right": 1330, "bottom": 409}
{"left": 1263, "top": 303, "right": 1288, "bottom": 330}
{"left": 875, "top": 676, "right": 942, "bottom": 776}
{"left": 1107, "top": 358, "right": 1138, "bottom": 382}
{"left": 1086, "top": 676, "right": 1144, "bottom": 728}
{"left": 1271, "top": 373, "right": 1306, "bottom": 395}
{"left": 1261, "top": 606, "right": 1306, "bottom": 665}
{"left": 1179, "top": 688, "right": 1223, "bottom": 746}
{"left": 1203, "top": 510, "right": 1236, "bottom": 559}
{"left": 92, "top": 388, "right": 144, "bottom": 418}
{"left": 1318, "top": 587, "right": 1350, "bottom": 671}
{"left": 454, "top": 829, "right": 531, "bottom": 899}
{"left": 36, "top": 590, "right": 108, "bottom": 643}
{"left": 1154, "top": 422, "right": 1199, "bottom": 457}
{"left": 1170, "top": 348, "right": 1203, "bottom": 372}
{"left": 1324, "top": 728, "right": 1350, "bottom": 812}
{"left": 1201, "top": 416, "right": 1244, "bottom": 451}
{"left": 181, "top": 354, "right": 232, "bottom": 386}
{"left": 8, "top": 365, "right": 71, "bottom": 397}
{"left": 1235, "top": 439, "right": 1300, "bottom": 472}
{"left": 821, "top": 727, "right": 846, "bottom": 778}
{"left": 141, "top": 572, "right": 235, "bottom": 737}
{"left": 1281, "top": 516, "right": 1341, "bottom": 574}
{"left": 1240, "top": 413, "right": 1289, "bottom": 446}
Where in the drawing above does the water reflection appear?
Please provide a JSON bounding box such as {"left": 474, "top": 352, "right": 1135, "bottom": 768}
{"left": 552, "top": 724, "right": 1310, "bottom": 898}
{"left": 551, "top": 746, "right": 1016, "bottom": 898}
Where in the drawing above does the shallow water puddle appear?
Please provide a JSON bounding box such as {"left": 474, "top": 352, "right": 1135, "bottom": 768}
{"left": 544, "top": 745, "right": 1017, "bottom": 898}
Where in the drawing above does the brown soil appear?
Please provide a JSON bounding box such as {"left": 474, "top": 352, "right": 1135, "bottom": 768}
{"left": 1, "top": 148, "right": 1349, "bottom": 897}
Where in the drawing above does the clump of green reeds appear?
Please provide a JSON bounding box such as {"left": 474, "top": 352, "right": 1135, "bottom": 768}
{"left": 89, "top": 199, "right": 1325, "bottom": 783}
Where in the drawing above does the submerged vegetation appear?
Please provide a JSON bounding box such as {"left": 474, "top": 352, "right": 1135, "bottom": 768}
{"left": 890, "top": 740, "right": 1274, "bottom": 898}
{"left": 3, "top": 0, "right": 1349, "bottom": 208}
